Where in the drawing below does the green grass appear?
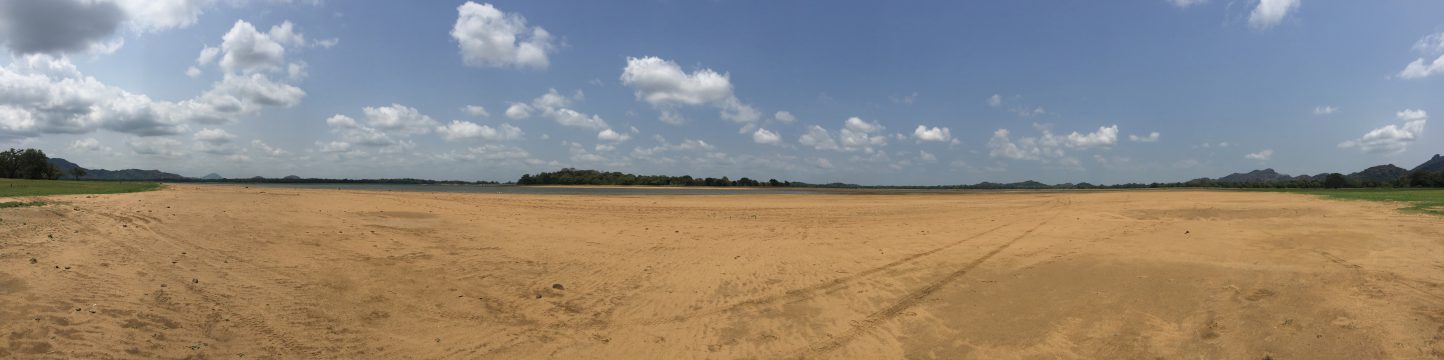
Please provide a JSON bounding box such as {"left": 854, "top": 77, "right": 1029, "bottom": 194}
{"left": 1270, "top": 188, "right": 1444, "bottom": 215}
{"left": 0, "top": 201, "right": 47, "bottom": 208}
{"left": 0, "top": 179, "right": 160, "bottom": 198}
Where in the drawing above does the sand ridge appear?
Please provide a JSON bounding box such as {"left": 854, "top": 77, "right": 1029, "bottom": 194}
{"left": 2, "top": 185, "right": 1443, "bottom": 358}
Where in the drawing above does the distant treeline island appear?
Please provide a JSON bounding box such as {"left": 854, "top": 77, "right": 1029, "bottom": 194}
{"left": 6, "top": 147, "right": 1444, "bottom": 189}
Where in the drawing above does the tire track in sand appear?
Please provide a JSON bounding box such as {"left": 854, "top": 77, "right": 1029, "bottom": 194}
{"left": 795, "top": 203, "right": 1065, "bottom": 358}
{"left": 623, "top": 202, "right": 1060, "bottom": 327}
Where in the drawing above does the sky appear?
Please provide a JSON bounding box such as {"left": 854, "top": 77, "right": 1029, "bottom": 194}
{"left": 0, "top": 0, "right": 1441, "bottom": 185}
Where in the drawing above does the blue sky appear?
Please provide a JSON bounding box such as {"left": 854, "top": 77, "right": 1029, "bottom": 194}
{"left": 1, "top": 0, "right": 1441, "bottom": 185}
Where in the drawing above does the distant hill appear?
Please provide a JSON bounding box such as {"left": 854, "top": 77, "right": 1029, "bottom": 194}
{"left": 1218, "top": 169, "right": 1293, "bottom": 184}
{"left": 48, "top": 158, "right": 187, "bottom": 181}
{"left": 1348, "top": 164, "right": 1408, "bottom": 183}
{"left": 1414, "top": 154, "right": 1444, "bottom": 173}
{"left": 201, "top": 173, "right": 224, "bottom": 180}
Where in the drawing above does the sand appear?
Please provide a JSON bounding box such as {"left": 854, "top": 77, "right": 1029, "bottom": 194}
{"left": 2, "top": 185, "right": 1443, "bottom": 359}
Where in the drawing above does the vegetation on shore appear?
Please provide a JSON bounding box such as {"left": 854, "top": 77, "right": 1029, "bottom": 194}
{"left": 1, "top": 148, "right": 71, "bottom": 180}
{"left": 1273, "top": 188, "right": 1444, "bottom": 215}
{"left": 0, "top": 179, "right": 160, "bottom": 198}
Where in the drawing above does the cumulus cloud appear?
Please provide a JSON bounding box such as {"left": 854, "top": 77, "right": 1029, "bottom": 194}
{"left": 1398, "top": 55, "right": 1444, "bottom": 79}
{"left": 1248, "top": 0, "right": 1299, "bottom": 30}
{"left": 193, "top": 128, "right": 236, "bottom": 144}
{"left": 1415, "top": 32, "right": 1444, "bottom": 55}
{"left": 917, "top": 150, "right": 937, "bottom": 162}
{"left": 620, "top": 56, "right": 760, "bottom": 126}
{"left": 798, "top": 125, "right": 839, "bottom": 151}
{"left": 463, "top": 105, "right": 490, "bottom": 117}
{"left": 214, "top": 20, "right": 306, "bottom": 75}
{"left": 912, "top": 125, "right": 952, "bottom": 143}
{"left": 987, "top": 94, "right": 1002, "bottom": 107}
{"left": 436, "top": 120, "right": 522, "bottom": 141}
{"left": 773, "top": 111, "right": 796, "bottom": 124}
{"left": 0, "top": 55, "right": 194, "bottom": 137}
{"left": 799, "top": 117, "right": 887, "bottom": 152}
{"left": 1338, "top": 109, "right": 1428, "bottom": 154}
{"left": 1128, "top": 132, "right": 1160, "bottom": 142}
{"left": 988, "top": 124, "right": 1119, "bottom": 164}
{"left": 752, "top": 127, "right": 781, "bottom": 145}
{"left": 192, "top": 128, "right": 239, "bottom": 155}
{"left": 1168, "top": 0, "right": 1206, "bottom": 8}
{"left": 597, "top": 128, "right": 630, "bottom": 143}
{"left": 362, "top": 104, "right": 438, "bottom": 136}
{"left": 251, "top": 139, "right": 287, "bottom": 156}
{"left": 505, "top": 102, "right": 532, "bottom": 119}
{"left": 451, "top": 2, "right": 554, "bottom": 69}
{"left": 0, "top": 0, "right": 127, "bottom": 54}
{"left": 69, "top": 138, "right": 108, "bottom": 152}
{"left": 1245, "top": 149, "right": 1273, "bottom": 161}
{"left": 509, "top": 89, "right": 609, "bottom": 131}
{"left": 319, "top": 106, "right": 439, "bottom": 153}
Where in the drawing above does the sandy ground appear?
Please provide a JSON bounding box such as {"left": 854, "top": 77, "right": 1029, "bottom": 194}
{"left": 2, "top": 185, "right": 1444, "bottom": 359}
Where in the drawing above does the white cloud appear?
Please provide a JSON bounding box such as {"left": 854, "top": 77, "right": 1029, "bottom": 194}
{"left": 251, "top": 139, "right": 287, "bottom": 156}
{"left": 185, "top": 66, "right": 202, "bottom": 78}
{"left": 917, "top": 150, "right": 937, "bottom": 162}
{"left": 597, "top": 128, "right": 630, "bottom": 142}
{"left": 505, "top": 102, "right": 532, "bottom": 119}
{"left": 191, "top": 128, "right": 238, "bottom": 154}
{"left": 193, "top": 128, "right": 236, "bottom": 144}
{"left": 912, "top": 125, "right": 952, "bottom": 142}
{"left": 799, "top": 125, "right": 839, "bottom": 151}
{"left": 987, "top": 94, "right": 1002, "bottom": 107}
{"left": 1245, "top": 149, "right": 1273, "bottom": 161}
{"left": 752, "top": 127, "right": 781, "bottom": 145}
{"left": 1415, "top": 32, "right": 1444, "bottom": 55}
{"left": 517, "top": 89, "right": 609, "bottom": 130}
{"left": 450, "top": 2, "right": 554, "bottom": 69}
{"left": 1168, "top": 0, "right": 1206, "bottom": 8}
{"left": 1338, "top": 109, "right": 1428, "bottom": 154}
{"left": 1398, "top": 55, "right": 1444, "bottom": 79}
{"left": 115, "top": 0, "right": 212, "bottom": 33}
{"left": 798, "top": 118, "right": 889, "bottom": 152}
{"left": 1248, "top": 0, "right": 1300, "bottom": 30}
{"left": 68, "top": 138, "right": 108, "bottom": 152}
{"left": 314, "top": 38, "right": 339, "bottom": 49}
{"left": 436, "top": 120, "right": 522, "bottom": 141}
{"left": 1066, "top": 125, "right": 1119, "bottom": 148}
{"left": 0, "top": 54, "right": 201, "bottom": 137}
{"left": 773, "top": 111, "right": 796, "bottom": 124}
{"left": 988, "top": 124, "right": 1119, "bottom": 164}
{"left": 620, "top": 56, "right": 760, "bottom": 126}
{"left": 216, "top": 20, "right": 305, "bottom": 75}
{"left": 362, "top": 104, "right": 437, "bottom": 136}
{"left": 1128, "top": 132, "right": 1160, "bottom": 143}
{"left": 1313, "top": 105, "right": 1338, "bottom": 115}
{"left": 185, "top": 73, "right": 305, "bottom": 124}
{"left": 287, "top": 61, "right": 307, "bottom": 80}
{"left": 463, "top": 105, "right": 490, "bottom": 117}
{"left": 839, "top": 117, "right": 887, "bottom": 151}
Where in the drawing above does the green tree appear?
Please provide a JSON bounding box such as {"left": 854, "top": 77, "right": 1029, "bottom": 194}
{"left": 1323, "top": 173, "right": 1348, "bottom": 189}
{"left": 69, "top": 166, "right": 87, "bottom": 180}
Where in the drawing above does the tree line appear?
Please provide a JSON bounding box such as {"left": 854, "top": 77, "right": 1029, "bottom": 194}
{"left": 517, "top": 168, "right": 779, "bottom": 187}
{"left": 516, "top": 168, "right": 1444, "bottom": 189}
{"left": 0, "top": 148, "right": 84, "bottom": 180}
{"left": 1173, "top": 172, "right": 1444, "bottom": 189}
